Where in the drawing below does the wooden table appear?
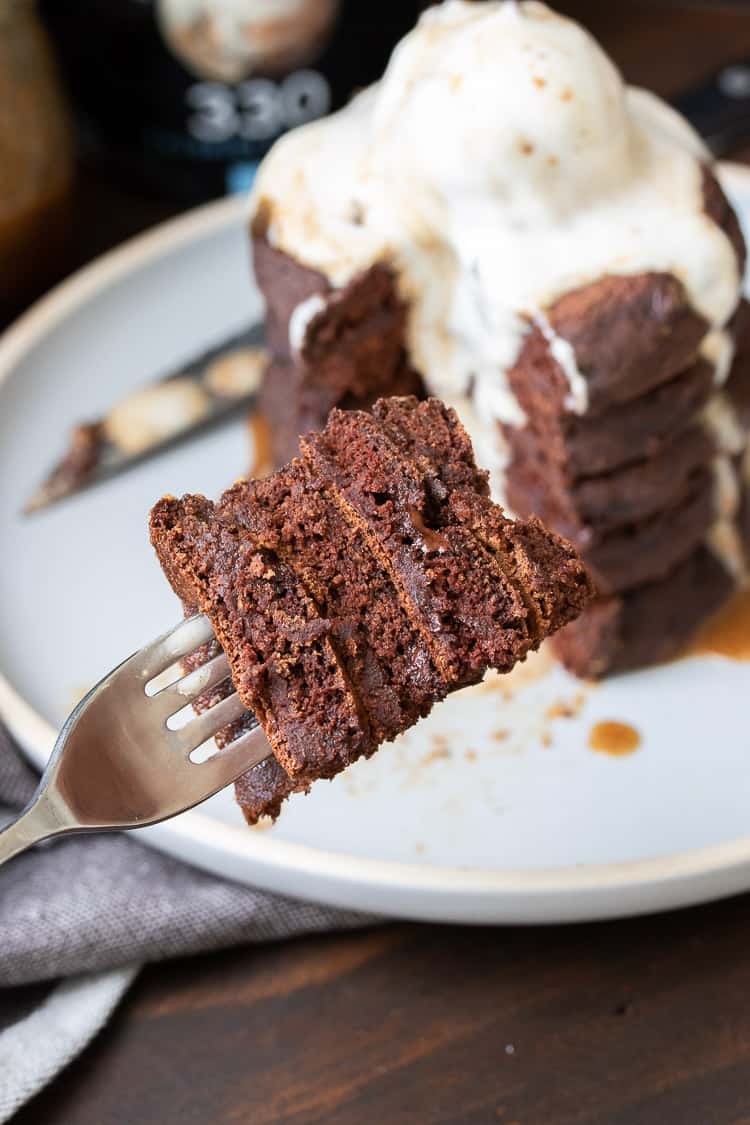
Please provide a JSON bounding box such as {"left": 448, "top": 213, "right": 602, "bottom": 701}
{"left": 11, "top": 4, "right": 750, "bottom": 1122}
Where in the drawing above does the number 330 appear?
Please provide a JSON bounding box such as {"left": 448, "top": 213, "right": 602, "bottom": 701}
{"left": 186, "top": 71, "right": 331, "bottom": 143}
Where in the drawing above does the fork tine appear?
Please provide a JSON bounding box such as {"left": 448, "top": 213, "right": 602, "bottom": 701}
{"left": 149, "top": 652, "right": 231, "bottom": 721}
{"left": 138, "top": 614, "right": 216, "bottom": 682}
{"left": 168, "top": 691, "right": 249, "bottom": 752}
{"left": 0, "top": 608, "right": 275, "bottom": 855}
{"left": 194, "top": 722, "right": 272, "bottom": 791}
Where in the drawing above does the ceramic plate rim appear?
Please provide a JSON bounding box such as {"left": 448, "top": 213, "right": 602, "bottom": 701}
{"left": 3, "top": 168, "right": 750, "bottom": 918}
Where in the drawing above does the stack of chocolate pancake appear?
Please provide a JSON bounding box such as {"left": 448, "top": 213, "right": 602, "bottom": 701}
{"left": 251, "top": 191, "right": 750, "bottom": 677}
{"left": 503, "top": 265, "right": 750, "bottom": 677}
{"left": 245, "top": 1, "right": 750, "bottom": 678}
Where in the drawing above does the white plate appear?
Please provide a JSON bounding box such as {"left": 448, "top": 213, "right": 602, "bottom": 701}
{"left": 2, "top": 167, "right": 750, "bottom": 926}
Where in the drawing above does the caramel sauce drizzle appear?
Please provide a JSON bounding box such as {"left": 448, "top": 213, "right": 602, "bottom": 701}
{"left": 248, "top": 411, "right": 273, "bottom": 480}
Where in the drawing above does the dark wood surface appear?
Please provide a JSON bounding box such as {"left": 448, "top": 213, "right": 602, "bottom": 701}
{"left": 10, "top": 4, "right": 750, "bottom": 1123}
{"left": 18, "top": 897, "right": 750, "bottom": 1125}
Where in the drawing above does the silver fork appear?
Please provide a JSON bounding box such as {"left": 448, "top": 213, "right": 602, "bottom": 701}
{"left": 0, "top": 614, "right": 271, "bottom": 866}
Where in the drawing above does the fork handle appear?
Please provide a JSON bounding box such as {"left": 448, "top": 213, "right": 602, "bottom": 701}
{"left": 0, "top": 796, "right": 70, "bottom": 867}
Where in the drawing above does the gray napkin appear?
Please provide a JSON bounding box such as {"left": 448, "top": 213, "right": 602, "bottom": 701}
{"left": 0, "top": 725, "right": 373, "bottom": 1121}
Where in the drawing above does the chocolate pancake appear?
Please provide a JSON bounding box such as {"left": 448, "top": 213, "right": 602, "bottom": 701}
{"left": 151, "top": 396, "right": 591, "bottom": 821}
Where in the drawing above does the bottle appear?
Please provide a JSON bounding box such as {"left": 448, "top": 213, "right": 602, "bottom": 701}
{"left": 0, "top": 0, "right": 74, "bottom": 306}
{"left": 41, "top": 0, "right": 425, "bottom": 204}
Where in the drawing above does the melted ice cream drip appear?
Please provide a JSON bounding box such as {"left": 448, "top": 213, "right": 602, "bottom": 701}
{"left": 289, "top": 294, "right": 327, "bottom": 354}
{"left": 702, "top": 393, "right": 746, "bottom": 456}
{"left": 708, "top": 454, "right": 748, "bottom": 583}
{"left": 701, "top": 328, "right": 736, "bottom": 387}
{"left": 534, "top": 312, "right": 588, "bottom": 415}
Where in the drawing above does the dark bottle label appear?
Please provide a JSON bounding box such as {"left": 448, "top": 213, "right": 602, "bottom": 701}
{"left": 41, "top": 0, "right": 425, "bottom": 203}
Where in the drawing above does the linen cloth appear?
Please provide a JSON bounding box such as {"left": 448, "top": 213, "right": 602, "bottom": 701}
{"left": 0, "top": 725, "right": 372, "bottom": 1121}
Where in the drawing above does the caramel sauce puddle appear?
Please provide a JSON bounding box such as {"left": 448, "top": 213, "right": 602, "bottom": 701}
{"left": 686, "top": 588, "right": 750, "bottom": 662}
{"left": 588, "top": 721, "right": 641, "bottom": 757}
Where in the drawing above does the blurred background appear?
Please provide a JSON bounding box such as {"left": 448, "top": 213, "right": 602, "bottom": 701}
{"left": 3, "top": 0, "right": 750, "bottom": 323}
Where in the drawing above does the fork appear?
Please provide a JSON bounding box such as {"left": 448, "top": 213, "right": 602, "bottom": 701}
{"left": 0, "top": 614, "right": 271, "bottom": 866}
